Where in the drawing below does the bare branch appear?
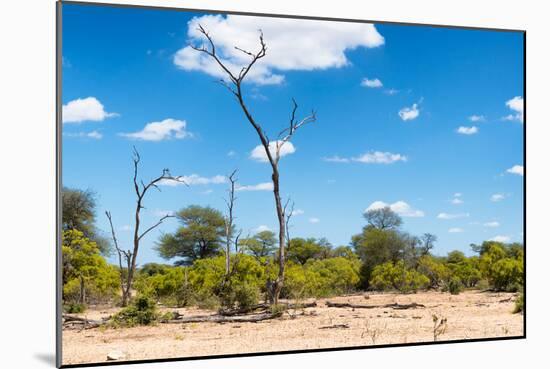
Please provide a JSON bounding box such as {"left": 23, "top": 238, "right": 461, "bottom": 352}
{"left": 283, "top": 199, "right": 295, "bottom": 247}
{"left": 138, "top": 214, "right": 175, "bottom": 241}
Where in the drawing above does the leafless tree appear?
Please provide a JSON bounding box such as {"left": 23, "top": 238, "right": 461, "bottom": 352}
{"left": 283, "top": 198, "right": 295, "bottom": 248}
{"left": 191, "top": 26, "right": 316, "bottom": 304}
{"left": 105, "top": 210, "right": 132, "bottom": 302}
{"left": 223, "top": 169, "right": 239, "bottom": 275}
{"left": 105, "top": 147, "right": 186, "bottom": 306}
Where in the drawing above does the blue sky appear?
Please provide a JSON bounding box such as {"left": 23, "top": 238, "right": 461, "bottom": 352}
{"left": 61, "top": 4, "right": 524, "bottom": 265}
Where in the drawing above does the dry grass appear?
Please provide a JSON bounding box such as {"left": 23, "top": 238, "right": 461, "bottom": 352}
{"left": 62, "top": 290, "right": 523, "bottom": 365}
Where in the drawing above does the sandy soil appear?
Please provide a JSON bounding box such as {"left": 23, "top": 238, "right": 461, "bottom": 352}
{"left": 62, "top": 290, "right": 523, "bottom": 365}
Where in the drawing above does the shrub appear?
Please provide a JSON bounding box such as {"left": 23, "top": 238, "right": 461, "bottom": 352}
{"left": 282, "top": 257, "right": 361, "bottom": 299}
{"left": 417, "top": 255, "right": 449, "bottom": 289}
{"left": 220, "top": 282, "right": 260, "bottom": 310}
{"left": 111, "top": 296, "right": 158, "bottom": 327}
{"left": 64, "top": 302, "right": 86, "bottom": 314}
{"left": 445, "top": 276, "right": 463, "bottom": 295}
{"left": 513, "top": 290, "right": 524, "bottom": 314}
{"left": 370, "top": 260, "right": 430, "bottom": 293}
{"left": 135, "top": 266, "right": 191, "bottom": 306}
{"left": 490, "top": 258, "right": 523, "bottom": 292}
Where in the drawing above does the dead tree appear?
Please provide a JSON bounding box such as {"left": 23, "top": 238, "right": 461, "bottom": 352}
{"left": 283, "top": 199, "right": 295, "bottom": 248}
{"left": 191, "top": 26, "right": 316, "bottom": 304}
{"left": 223, "top": 169, "right": 238, "bottom": 276}
{"left": 105, "top": 210, "right": 132, "bottom": 302}
{"left": 106, "top": 147, "right": 186, "bottom": 306}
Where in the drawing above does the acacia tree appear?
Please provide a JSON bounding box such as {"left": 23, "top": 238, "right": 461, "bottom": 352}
{"left": 62, "top": 187, "right": 110, "bottom": 255}
{"left": 191, "top": 26, "right": 316, "bottom": 304}
{"left": 364, "top": 206, "right": 403, "bottom": 230}
{"left": 106, "top": 147, "right": 185, "bottom": 306}
{"left": 156, "top": 205, "right": 226, "bottom": 265}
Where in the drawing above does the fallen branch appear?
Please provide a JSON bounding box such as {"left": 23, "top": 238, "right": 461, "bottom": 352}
{"left": 163, "top": 311, "right": 283, "bottom": 324}
{"left": 325, "top": 301, "right": 425, "bottom": 310}
{"left": 319, "top": 324, "right": 349, "bottom": 329}
{"left": 62, "top": 314, "right": 105, "bottom": 329}
{"left": 219, "top": 301, "right": 317, "bottom": 316}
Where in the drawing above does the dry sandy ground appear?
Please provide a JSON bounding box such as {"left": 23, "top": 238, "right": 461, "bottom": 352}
{"left": 62, "top": 291, "right": 523, "bottom": 365}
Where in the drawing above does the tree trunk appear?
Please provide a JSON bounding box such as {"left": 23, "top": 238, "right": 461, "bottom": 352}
{"left": 79, "top": 276, "right": 86, "bottom": 305}
{"left": 270, "top": 169, "right": 285, "bottom": 305}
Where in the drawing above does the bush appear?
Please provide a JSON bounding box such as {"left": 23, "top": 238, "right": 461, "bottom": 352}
{"left": 513, "top": 290, "right": 524, "bottom": 314}
{"left": 220, "top": 282, "right": 260, "bottom": 310}
{"left": 111, "top": 296, "right": 158, "bottom": 327}
{"left": 417, "top": 255, "right": 449, "bottom": 289}
{"left": 134, "top": 266, "right": 191, "bottom": 306}
{"left": 370, "top": 260, "right": 430, "bottom": 293}
{"left": 64, "top": 302, "right": 86, "bottom": 313}
{"left": 445, "top": 276, "right": 463, "bottom": 295}
{"left": 282, "top": 257, "right": 361, "bottom": 299}
{"left": 489, "top": 258, "right": 523, "bottom": 292}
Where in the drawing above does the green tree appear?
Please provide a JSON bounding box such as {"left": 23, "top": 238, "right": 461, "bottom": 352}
{"left": 62, "top": 187, "right": 110, "bottom": 255}
{"left": 363, "top": 206, "right": 403, "bottom": 230}
{"left": 156, "top": 205, "right": 226, "bottom": 265}
{"left": 287, "top": 237, "right": 325, "bottom": 265}
{"left": 352, "top": 227, "right": 407, "bottom": 287}
{"left": 331, "top": 245, "right": 357, "bottom": 259}
{"left": 62, "top": 229, "right": 115, "bottom": 305}
{"left": 241, "top": 230, "right": 277, "bottom": 259}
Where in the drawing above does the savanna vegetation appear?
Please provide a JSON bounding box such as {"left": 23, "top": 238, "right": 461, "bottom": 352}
{"left": 62, "top": 182, "right": 524, "bottom": 323}
{"left": 61, "top": 25, "right": 523, "bottom": 329}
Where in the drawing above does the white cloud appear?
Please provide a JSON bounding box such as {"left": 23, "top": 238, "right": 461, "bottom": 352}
{"left": 153, "top": 209, "right": 175, "bottom": 217}
{"left": 451, "top": 198, "right": 463, "bottom": 205}
{"left": 120, "top": 225, "right": 132, "bottom": 232}
{"left": 353, "top": 151, "right": 407, "bottom": 164}
{"left": 398, "top": 103, "right": 419, "bottom": 121}
{"left": 324, "top": 151, "right": 407, "bottom": 164}
{"left": 491, "top": 193, "right": 506, "bottom": 202}
{"left": 87, "top": 131, "right": 103, "bottom": 139}
{"left": 361, "top": 77, "right": 383, "bottom": 88}
{"left": 323, "top": 155, "right": 350, "bottom": 163}
{"left": 457, "top": 126, "right": 478, "bottom": 135}
{"left": 250, "top": 141, "right": 296, "bottom": 162}
{"left": 201, "top": 189, "right": 214, "bottom": 195}
{"left": 309, "top": 217, "right": 320, "bottom": 224}
{"left": 503, "top": 96, "right": 524, "bottom": 123}
{"left": 506, "top": 165, "right": 524, "bottom": 176}
{"left": 254, "top": 225, "right": 271, "bottom": 233}
{"left": 159, "top": 174, "right": 226, "bottom": 186}
{"left": 366, "top": 200, "right": 424, "bottom": 218}
{"left": 175, "top": 14, "right": 384, "bottom": 85}
{"left": 120, "top": 118, "right": 191, "bottom": 141}
{"left": 63, "top": 97, "right": 118, "bottom": 124}
{"left": 483, "top": 221, "right": 500, "bottom": 228}
{"left": 490, "top": 235, "right": 510, "bottom": 243}
{"left": 227, "top": 150, "right": 237, "bottom": 157}
{"left": 384, "top": 88, "right": 399, "bottom": 95}
{"left": 448, "top": 227, "right": 464, "bottom": 233}
{"left": 437, "top": 212, "right": 469, "bottom": 220}
{"left": 454, "top": 193, "right": 462, "bottom": 197}
{"left": 236, "top": 182, "right": 274, "bottom": 191}
{"left": 63, "top": 130, "right": 103, "bottom": 140}
{"left": 291, "top": 209, "right": 304, "bottom": 216}
{"left": 469, "top": 115, "right": 486, "bottom": 122}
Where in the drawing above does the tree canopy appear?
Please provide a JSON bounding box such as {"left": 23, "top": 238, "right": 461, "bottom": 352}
{"left": 62, "top": 187, "right": 110, "bottom": 255}
{"left": 156, "top": 205, "right": 226, "bottom": 265}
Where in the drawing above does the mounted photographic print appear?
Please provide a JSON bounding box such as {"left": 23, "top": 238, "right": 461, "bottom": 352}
{"left": 57, "top": 1, "right": 525, "bottom": 367}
